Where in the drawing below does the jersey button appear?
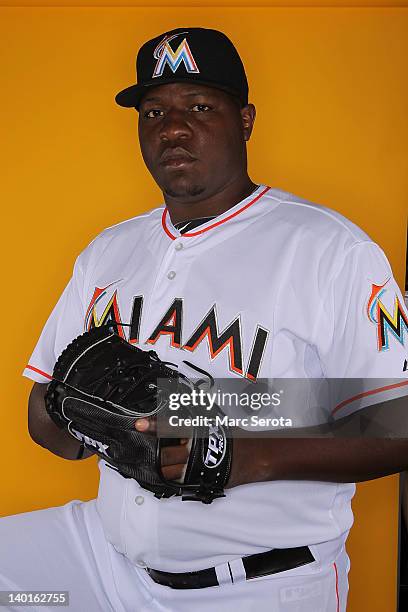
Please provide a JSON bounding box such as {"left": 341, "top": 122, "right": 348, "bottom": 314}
{"left": 135, "top": 559, "right": 147, "bottom": 569}
{"left": 135, "top": 495, "right": 144, "bottom": 505}
{"left": 175, "top": 242, "right": 183, "bottom": 251}
{"left": 167, "top": 271, "right": 176, "bottom": 280}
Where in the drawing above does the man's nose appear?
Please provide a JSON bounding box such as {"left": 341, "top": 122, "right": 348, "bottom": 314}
{"left": 159, "top": 110, "right": 192, "bottom": 143}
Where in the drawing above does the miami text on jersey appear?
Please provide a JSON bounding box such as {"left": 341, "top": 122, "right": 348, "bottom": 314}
{"left": 85, "top": 288, "right": 269, "bottom": 381}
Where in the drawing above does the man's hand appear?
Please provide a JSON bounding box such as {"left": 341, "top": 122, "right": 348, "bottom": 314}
{"left": 134, "top": 418, "right": 265, "bottom": 488}
{"left": 135, "top": 417, "right": 190, "bottom": 481}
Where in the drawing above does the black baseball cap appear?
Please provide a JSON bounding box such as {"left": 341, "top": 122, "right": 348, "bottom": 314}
{"left": 115, "top": 27, "right": 249, "bottom": 109}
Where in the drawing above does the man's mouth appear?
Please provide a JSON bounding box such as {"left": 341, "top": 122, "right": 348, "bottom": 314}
{"left": 159, "top": 148, "right": 197, "bottom": 168}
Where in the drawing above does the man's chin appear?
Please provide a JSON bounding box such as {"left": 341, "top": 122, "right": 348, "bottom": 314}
{"left": 163, "top": 181, "right": 206, "bottom": 200}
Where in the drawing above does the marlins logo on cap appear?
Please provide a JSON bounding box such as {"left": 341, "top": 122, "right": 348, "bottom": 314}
{"left": 152, "top": 32, "right": 200, "bottom": 78}
{"left": 115, "top": 27, "right": 249, "bottom": 109}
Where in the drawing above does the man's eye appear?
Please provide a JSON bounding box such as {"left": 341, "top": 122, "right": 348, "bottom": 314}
{"left": 191, "top": 104, "right": 212, "bottom": 112}
{"left": 144, "top": 109, "right": 163, "bottom": 119}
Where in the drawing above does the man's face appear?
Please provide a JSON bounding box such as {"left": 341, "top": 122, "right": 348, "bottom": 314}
{"left": 137, "top": 82, "right": 255, "bottom": 201}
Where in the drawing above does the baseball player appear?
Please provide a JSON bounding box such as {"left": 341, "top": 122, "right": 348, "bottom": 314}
{"left": 1, "top": 27, "right": 408, "bottom": 612}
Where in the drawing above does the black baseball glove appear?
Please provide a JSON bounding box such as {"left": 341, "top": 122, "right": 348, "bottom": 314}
{"left": 45, "top": 325, "right": 232, "bottom": 504}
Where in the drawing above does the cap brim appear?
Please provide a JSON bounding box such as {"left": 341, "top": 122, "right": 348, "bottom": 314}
{"left": 115, "top": 83, "right": 146, "bottom": 108}
{"left": 115, "top": 78, "right": 245, "bottom": 109}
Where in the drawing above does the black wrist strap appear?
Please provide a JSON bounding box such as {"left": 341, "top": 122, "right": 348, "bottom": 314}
{"left": 75, "top": 443, "right": 85, "bottom": 460}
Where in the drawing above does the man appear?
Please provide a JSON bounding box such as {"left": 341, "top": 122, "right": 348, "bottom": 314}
{"left": 2, "top": 27, "right": 408, "bottom": 611}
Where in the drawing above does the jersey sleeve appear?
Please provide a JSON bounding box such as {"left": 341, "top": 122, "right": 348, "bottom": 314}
{"left": 315, "top": 241, "right": 408, "bottom": 420}
{"left": 22, "top": 252, "right": 87, "bottom": 383}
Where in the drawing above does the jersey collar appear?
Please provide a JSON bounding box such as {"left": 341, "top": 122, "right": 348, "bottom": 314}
{"left": 161, "top": 185, "right": 271, "bottom": 240}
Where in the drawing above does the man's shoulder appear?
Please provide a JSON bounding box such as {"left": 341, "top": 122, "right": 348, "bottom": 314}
{"left": 264, "top": 187, "right": 373, "bottom": 248}
{"left": 96, "top": 206, "right": 163, "bottom": 241}
{"left": 74, "top": 206, "right": 164, "bottom": 273}
{"left": 85, "top": 205, "right": 163, "bottom": 251}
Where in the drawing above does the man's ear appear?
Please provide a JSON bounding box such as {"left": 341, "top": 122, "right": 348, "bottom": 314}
{"left": 241, "top": 104, "right": 256, "bottom": 141}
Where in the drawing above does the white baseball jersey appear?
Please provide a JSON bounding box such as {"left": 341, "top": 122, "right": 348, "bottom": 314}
{"left": 23, "top": 184, "right": 408, "bottom": 573}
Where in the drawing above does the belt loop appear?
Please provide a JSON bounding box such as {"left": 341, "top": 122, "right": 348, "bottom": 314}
{"left": 229, "top": 558, "right": 247, "bottom": 583}
{"left": 229, "top": 559, "right": 246, "bottom": 583}
{"left": 214, "top": 562, "right": 234, "bottom": 586}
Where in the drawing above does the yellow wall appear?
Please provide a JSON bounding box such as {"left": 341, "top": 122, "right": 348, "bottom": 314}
{"left": 2, "top": 0, "right": 408, "bottom": 6}
{"left": 1, "top": 7, "right": 407, "bottom": 611}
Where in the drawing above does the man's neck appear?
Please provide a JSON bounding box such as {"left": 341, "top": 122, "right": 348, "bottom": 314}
{"left": 165, "top": 176, "right": 258, "bottom": 225}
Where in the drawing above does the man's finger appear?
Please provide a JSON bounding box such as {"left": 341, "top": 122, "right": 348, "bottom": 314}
{"left": 161, "top": 465, "right": 187, "bottom": 481}
{"left": 135, "top": 417, "right": 157, "bottom": 433}
{"left": 161, "top": 444, "right": 189, "bottom": 466}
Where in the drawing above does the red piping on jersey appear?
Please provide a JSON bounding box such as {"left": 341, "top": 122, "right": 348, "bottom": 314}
{"left": 161, "top": 186, "right": 271, "bottom": 240}
{"left": 332, "top": 379, "right": 408, "bottom": 416}
{"left": 333, "top": 562, "right": 340, "bottom": 612}
{"left": 26, "top": 364, "right": 52, "bottom": 380}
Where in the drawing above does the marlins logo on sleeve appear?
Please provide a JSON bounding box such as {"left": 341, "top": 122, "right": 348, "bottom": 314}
{"left": 367, "top": 278, "right": 408, "bottom": 352}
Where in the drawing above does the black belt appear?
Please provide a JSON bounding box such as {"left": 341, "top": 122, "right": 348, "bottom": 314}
{"left": 146, "top": 546, "right": 315, "bottom": 590}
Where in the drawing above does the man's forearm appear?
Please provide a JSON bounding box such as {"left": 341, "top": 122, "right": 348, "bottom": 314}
{"left": 28, "top": 382, "right": 94, "bottom": 460}
{"left": 228, "top": 397, "right": 408, "bottom": 487}
{"left": 228, "top": 437, "right": 408, "bottom": 488}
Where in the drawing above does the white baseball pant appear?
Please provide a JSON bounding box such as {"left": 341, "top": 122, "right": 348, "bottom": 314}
{"left": 0, "top": 500, "right": 349, "bottom": 611}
